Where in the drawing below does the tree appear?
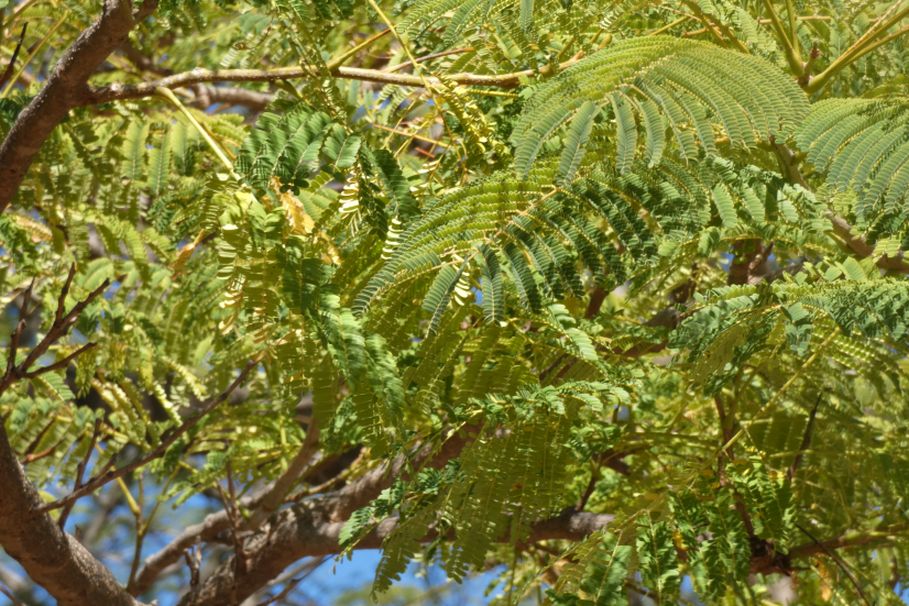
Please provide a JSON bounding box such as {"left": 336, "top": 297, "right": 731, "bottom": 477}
{"left": 1, "top": 0, "right": 908, "bottom": 603}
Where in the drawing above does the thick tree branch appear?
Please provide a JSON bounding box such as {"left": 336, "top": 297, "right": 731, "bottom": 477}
{"left": 170, "top": 426, "right": 476, "bottom": 604}
{"left": 0, "top": 0, "right": 157, "bottom": 212}
{"left": 322, "top": 424, "right": 478, "bottom": 522}
{"left": 173, "top": 424, "right": 622, "bottom": 604}
{"left": 828, "top": 213, "right": 909, "bottom": 272}
{"left": 245, "top": 422, "right": 322, "bottom": 530}
{"left": 0, "top": 429, "right": 145, "bottom": 606}
{"left": 177, "top": 507, "right": 613, "bottom": 606}
{"left": 129, "top": 439, "right": 353, "bottom": 596}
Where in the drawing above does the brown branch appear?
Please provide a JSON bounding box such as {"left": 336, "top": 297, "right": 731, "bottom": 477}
{"left": 57, "top": 419, "right": 103, "bottom": 530}
{"left": 118, "top": 39, "right": 169, "bottom": 76}
{"left": 0, "top": 564, "right": 33, "bottom": 605}
{"left": 137, "top": 422, "right": 621, "bottom": 596}
{"left": 115, "top": 41, "right": 273, "bottom": 111}
{"left": 786, "top": 525, "right": 907, "bottom": 560}
{"left": 183, "top": 546, "right": 202, "bottom": 604}
{"left": 177, "top": 507, "right": 613, "bottom": 606}
{"left": 246, "top": 422, "right": 322, "bottom": 530}
{"left": 164, "top": 418, "right": 899, "bottom": 604}
{"left": 129, "top": 500, "right": 247, "bottom": 595}
{"left": 0, "top": 24, "right": 28, "bottom": 90}
{"left": 0, "top": 265, "right": 109, "bottom": 396}
{"left": 174, "top": 423, "right": 616, "bottom": 605}
{"left": 254, "top": 558, "right": 325, "bottom": 606}
{"left": 0, "top": 0, "right": 158, "bottom": 212}
{"left": 828, "top": 213, "right": 909, "bottom": 272}
{"left": 0, "top": 404, "right": 146, "bottom": 605}
{"left": 0, "top": 266, "right": 148, "bottom": 604}
{"left": 793, "top": 523, "right": 872, "bottom": 605}
{"left": 172, "top": 426, "right": 477, "bottom": 604}
{"left": 0, "top": 584, "right": 24, "bottom": 606}
{"left": 323, "top": 423, "right": 478, "bottom": 522}
{"left": 82, "top": 54, "right": 585, "bottom": 107}
{"left": 787, "top": 395, "right": 821, "bottom": 483}
{"left": 185, "top": 85, "right": 274, "bottom": 111}
{"left": 129, "top": 441, "right": 354, "bottom": 595}
{"left": 41, "top": 361, "right": 257, "bottom": 513}
{"left": 772, "top": 141, "right": 909, "bottom": 273}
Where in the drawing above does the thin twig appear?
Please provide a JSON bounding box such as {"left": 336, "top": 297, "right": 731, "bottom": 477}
{"left": 575, "top": 464, "right": 600, "bottom": 510}
{"left": 255, "top": 558, "right": 326, "bottom": 606}
{"left": 795, "top": 523, "right": 873, "bottom": 606}
{"left": 0, "top": 266, "right": 108, "bottom": 396}
{"left": 787, "top": 395, "right": 822, "bottom": 483}
{"left": 214, "top": 465, "right": 247, "bottom": 586}
{"left": 40, "top": 361, "right": 257, "bottom": 513}
{"left": 0, "top": 583, "right": 24, "bottom": 606}
{"left": 183, "top": 546, "right": 202, "bottom": 604}
{"left": 385, "top": 47, "right": 473, "bottom": 73}
{"left": 0, "top": 24, "right": 28, "bottom": 90}
{"left": 58, "top": 419, "right": 102, "bottom": 530}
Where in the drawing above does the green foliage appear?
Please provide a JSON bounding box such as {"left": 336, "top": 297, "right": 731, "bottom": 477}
{"left": 4, "top": 1, "right": 909, "bottom": 604}
{"left": 797, "top": 98, "right": 909, "bottom": 246}
{"left": 237, "top": 103, "right": 358, "bottom": 191}
{"left": 513, "top": 36, "right": 809, "bottom": 176}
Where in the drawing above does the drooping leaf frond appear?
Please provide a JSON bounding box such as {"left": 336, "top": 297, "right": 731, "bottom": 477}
{"left": 796, "top": 97, "right": 909, "bottom": 245}
{"left": 513, "top": 36, "right": 809, "bottom": 175}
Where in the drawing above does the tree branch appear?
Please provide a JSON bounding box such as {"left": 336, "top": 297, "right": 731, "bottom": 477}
{"left": 177, "top": 507, "right": 613, "bottom": 606}
{"left": 184, "top": 84, "right": 274, "bottom": 111}
{"left": 169, "top": 426, "right": 476, "bottom": 604}
{"left": 129, "top": 502, "right": 246, "bottom": 595}
{"left": 0, "top": 0, "right": 158, "bottom": 212}
{"left": 0, "top": 270, "right": 144, "bottom": 605}
{"left": 0, "top": 264, "right": 109, "bottom": 396}
{"left": 245, "top": 422, "right": 321, "bottom": 530}
{"left": 0, "top": 24, "right": 28, "bottom": 91}
{"left": 761, "top": 0, "right": 803, "bottom": 76}
{"left": 81, "top": 55, "right": 584, "bottom": 106}
{"left": 806, "top": 5, "right": 909, "bottom": 93}
{"left": 41, "top": 361, "right": 257, "bottom": 514}
{"left": 772, "top": 141, "right": 909, "bottom": 273}
{"left": 129, "top": 436, "right": 352, "bottom": 596}
{"left": 0, "top": 429, "right": 146, "bottom": 606}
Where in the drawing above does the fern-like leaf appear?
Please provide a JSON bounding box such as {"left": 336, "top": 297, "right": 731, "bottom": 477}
{"left": 513, "top": 36, "right": 808, "bottom": 176}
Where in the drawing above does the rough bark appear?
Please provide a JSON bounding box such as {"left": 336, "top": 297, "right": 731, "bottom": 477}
{"left": 0, "top": 0, "right": 157, "bottom": 212}
{"left": 0, "top": 428, "right": 144, "bottom": 606}
{"left": 175, "top": 424, "right": 615, "bottom": 605}
{"left": 128, "top": 506, "right": 238, "bottom": 596}
{"left": 178, "top": 506, "right": 613, "bottom": 606}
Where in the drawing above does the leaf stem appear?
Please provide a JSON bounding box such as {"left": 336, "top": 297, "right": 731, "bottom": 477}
{"left": 325, "top": 28, "right": 391, "bottom": 71}
{"left": 155, "top": 87, "right": 239, "bottom": 179}
{"left": 807, "top": 4, "right": 909, "bottom": 92}
{"left": 761, "top": 0, "right": 803, "bottom": 76}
